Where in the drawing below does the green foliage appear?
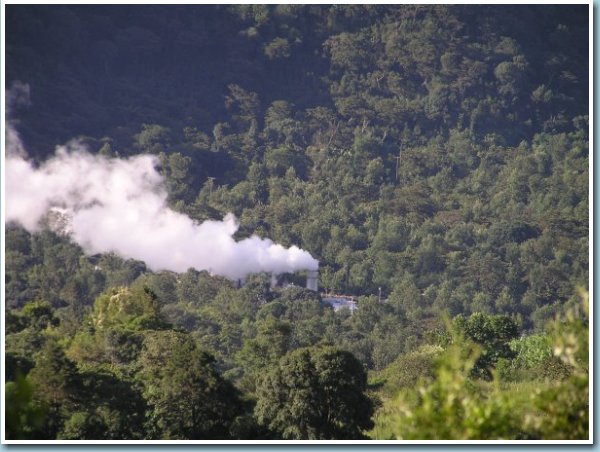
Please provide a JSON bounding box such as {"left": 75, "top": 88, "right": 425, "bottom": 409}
{"left": 139, "top": 331, "right": 243, "bottom": 439}
{"left": 134, "top": 124, "right": 172, "bottom": 154}
{"left": 4, "top": 4, "right": 589, "bottom": 440}
{"left": 6, "top": 310, "right": 27, "bottom": 335}
{"left": 372, "top": 291, "right": 589, "bottom": 440}
{"left": 255, "top": 346, "right": 374, "bottom": 439}
{"left": 264, "top": 37, "right": 291, "bottom": 59}
{"left": 58, "top": 412, "right": 107, "bottom": 440}
{"left": 530, "top": 373, "right": 588, "bottom": 440}
{"left": 73, "top": 370, "right": 146, "bottom": 439}
{"left": 5, "top": 353, "right": 35, "bottom": 382}
{"left": 496, "top": 333, "right": 572, "bottom": 382}
{"left": 453, "top": 312, "right": 519, "bottom": 379}
{"left": 528, "top": 291, "right": 589, "bottom": 439}
{"left": 370, "top": 345, "right": 442, "bottom": 399}
{"left": 89, "top": 286, "right": 165, "bottom": 331}
{"left": 5, "top": 376, "right": 46, "bottom": 440}
{"left": 511, "top": 334, "right": 551, "bottom": 365}
{"left": 27, "top": 340, "right": 81, "bottom": 439}
{"left": 20, "top": 300, "right": 60, "bottom": 331}
{"left": 235, "top": 316, "right": 291, "bottom": 393}
{"left": 372, "top": 338, "right": 526, "bottom": 440}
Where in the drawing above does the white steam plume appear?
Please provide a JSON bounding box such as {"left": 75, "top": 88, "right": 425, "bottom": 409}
{"left": 6, "top": 144, "right": 318, "bottom": 279}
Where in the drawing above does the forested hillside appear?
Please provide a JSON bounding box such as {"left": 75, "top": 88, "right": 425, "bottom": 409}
{"left": 5, "top": 5, "right": 589, "bottom": 441}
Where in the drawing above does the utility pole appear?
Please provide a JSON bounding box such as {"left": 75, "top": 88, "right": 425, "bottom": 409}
{"left": 378, "top": 287, "right": 382, "bottom": 303}
{"left": 394, "top": 153, "right": 401, "bottom": 182}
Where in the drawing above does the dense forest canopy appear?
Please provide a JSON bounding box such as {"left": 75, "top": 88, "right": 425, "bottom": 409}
{"left": 5, "top": 4, "right": 589, "bottom": 441}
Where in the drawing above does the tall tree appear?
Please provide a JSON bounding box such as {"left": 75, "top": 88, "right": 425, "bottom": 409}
{"left": 139, "top": 331, "right": 243, "bottom": 439}
{"left": 255, "top": 346, "right": 374, "bottom": 439}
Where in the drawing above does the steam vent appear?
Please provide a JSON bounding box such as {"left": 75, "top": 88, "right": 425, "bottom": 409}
{"left": 306, "top": 270, "right": 319, "bottom": 292}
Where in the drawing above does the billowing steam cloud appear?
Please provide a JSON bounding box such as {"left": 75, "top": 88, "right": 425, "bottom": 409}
{"left": 6, "top": 141, "right": 318, "bottom": 280}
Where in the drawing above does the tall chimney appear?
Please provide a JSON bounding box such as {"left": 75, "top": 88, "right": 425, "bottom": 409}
{"left": 306, "top": 269, "right": 318, "bottom": 292}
